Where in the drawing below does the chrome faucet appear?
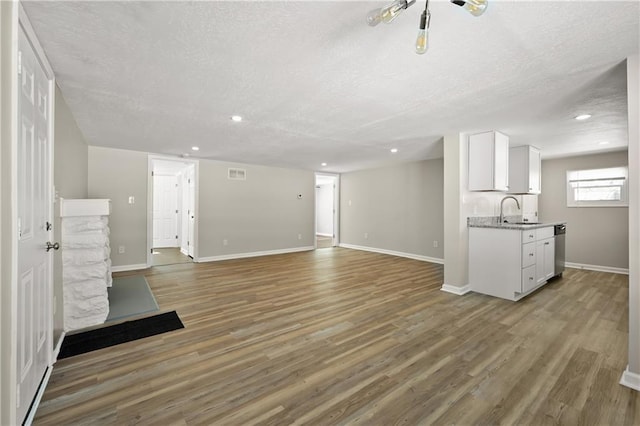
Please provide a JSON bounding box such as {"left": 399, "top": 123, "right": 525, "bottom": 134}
{"left": 499, "top": 196, "right": 520, "bottom": 223}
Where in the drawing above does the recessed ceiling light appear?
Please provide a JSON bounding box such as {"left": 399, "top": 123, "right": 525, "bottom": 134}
{"left": 599, "top": 141, "right": 610, "bottom": 145}
{"left": 231, "top": 115, "right": 243, "bottom": 122}
{"left": 191, "top": 146, "right": 200, "bottom": 151}
{"left": 321, "top": 162, "right": 327, "bottom": 167}
{"left": 574, "top": 114, "right": 592, "bottom": 121}
{"left": 390, "top": 148, "right": 398, "bottom": 153}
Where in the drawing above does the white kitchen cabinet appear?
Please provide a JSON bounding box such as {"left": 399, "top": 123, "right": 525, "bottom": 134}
{"left": 468, "top": 131, "right": 509, "bottom": 192}
{"left": 469, "top": 225, "right": 556, "bottom": 301}
{"left": 508, "top": 145, "right": 541, "bottom": 194}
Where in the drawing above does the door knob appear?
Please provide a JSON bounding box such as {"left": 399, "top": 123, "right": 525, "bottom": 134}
{"left": 45, "top": 241, "right": 60, "bottom": 252}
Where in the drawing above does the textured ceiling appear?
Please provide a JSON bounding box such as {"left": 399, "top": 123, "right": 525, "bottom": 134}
{"left": 22, "top": 1, "right": 639, "bottom": 173}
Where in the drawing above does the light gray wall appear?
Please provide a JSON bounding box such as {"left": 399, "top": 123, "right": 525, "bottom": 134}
{"left": 87, "top": 146, "right": 316, "bottom": 266}
{"left": 340, "top": 158, "right": 444, "bottom": 260}
{"left": 539, "top": 150, "right": 629, "bottom": 269}
{"left": 88, "top": 146, "right": 148, "bottom": 266}
{"left": 316, "top": 184, "right": 333, "bottom": 236}
{"left": 198, "top": 160, "right": 315, "bottom": 257}
{"left": 53, "top": 85, "right": 88, "bottom": 340}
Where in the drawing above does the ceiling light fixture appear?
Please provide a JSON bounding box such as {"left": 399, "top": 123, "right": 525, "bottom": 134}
{"left": 599, "top": 141, "right": 610, "bottom": 145}
{"left": 367, "top": 0, "right": 488, "bottom": 55}
{"left": 191, "top": 146, "right": 200, "bottom": 151}
{"left": 574, "top": 114, "right": 592, "bottom": 121}
{"left": 321, "top": 162, "right": 328, "bottom": 166}
{"left": 231, "top": 115, "right": 243, "bottom": 122}
{"left": 390, "top": 148, "right": 399, "bottom": 153}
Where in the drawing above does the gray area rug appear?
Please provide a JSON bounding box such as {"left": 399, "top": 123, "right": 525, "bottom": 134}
{"left": 106, "top": 276, "right": 159, "bottom": 322}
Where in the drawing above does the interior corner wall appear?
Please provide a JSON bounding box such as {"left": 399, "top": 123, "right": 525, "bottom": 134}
{"left": 539, "top": 150, "right": 629, "bottom": 270}
{"left": 339, "top": 158, "right": 444, "bottom": 260}
{"left": 53, "top": 85, "right": 88, "bottom": 342}
{"left": 197, "top": 160, "right": 315, "bottom": 258}
{"left": 88, "top": 146, "right": 148, "bottom": 267}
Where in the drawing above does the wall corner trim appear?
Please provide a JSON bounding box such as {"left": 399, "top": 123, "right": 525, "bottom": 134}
{"left": 620, "top": 366, "right": 640, "bottom": 391}
{"left": 338, "top": 243, "right": 444, "bottom": 265}
{"left": 440, "top": 283, "right": 471, "bottom": 296}
{"left": 198, "top": 246, "right": 315, "bottom": 263}
{"left": 110, "top": 263, "right": 149, "bottom": 273}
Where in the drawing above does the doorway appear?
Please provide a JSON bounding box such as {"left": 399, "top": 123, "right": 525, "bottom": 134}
{"left": 315, "top": 173, "right": 339, "bottom": 249}
{"left": 147, "top": 157, "right": 198, "bottom": 267}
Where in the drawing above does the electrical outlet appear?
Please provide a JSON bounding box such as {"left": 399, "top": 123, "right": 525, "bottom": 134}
{"left": 223, "top": 239, "right": 228, "bottom": 246}
{"left": 118, "top": 246, "right": 125, "bottom": 254}
{"left": 298, "top": 234, "right": 302, "bottom": 240}
{"left": 364, "top": 232, "right": 368, "bottom": 239}
{"left": 433, "top": 240, "right": 438, "bottom": 248}
{"left": 128, "top": 196, "right": 135, "bottom": 204}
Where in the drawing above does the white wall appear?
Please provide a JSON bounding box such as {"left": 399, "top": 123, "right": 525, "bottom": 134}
{"left": 316, "top": 183, "right": 333, "bottom": 236}
{"left": 340, "top": 158, "right": 444, "bottom": 261}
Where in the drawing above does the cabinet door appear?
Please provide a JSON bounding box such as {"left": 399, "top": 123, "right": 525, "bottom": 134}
{"left": 468, "top": 131, "right": 509, "bottom": 191}
{"left": 528, "top": 147, "right": 541, "bottom": 194}
{"left": 543, "top": 237, "right": 555, "bottom": 280}
{"left": 536, "top": 241, "right": 546, "bottom": 285}
{"left": 494, "top": 132, "right": 510, "bottom": 191}
{"left": 522, "top": 265, "right": 537, "bottom": 293}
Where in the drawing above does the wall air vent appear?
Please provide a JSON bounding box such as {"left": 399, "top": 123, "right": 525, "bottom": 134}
{"left": 228, "top": 168, "right": 247, "bottom": 181}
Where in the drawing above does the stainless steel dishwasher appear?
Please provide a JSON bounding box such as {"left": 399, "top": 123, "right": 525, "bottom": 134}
{"left": 554, "top": 224, "right": 566, "bottom": 277}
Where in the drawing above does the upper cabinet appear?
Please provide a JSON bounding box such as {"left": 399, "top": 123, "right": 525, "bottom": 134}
{"left": 468, "top": 131, "right": 509, "bottom": 191}
{"left": 509, "top": 145, "right": 541, "bottom": 194}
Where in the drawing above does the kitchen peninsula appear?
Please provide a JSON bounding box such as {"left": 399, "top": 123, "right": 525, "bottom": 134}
{"left": 468, "top": 217, "right": 567, "bottom": 301}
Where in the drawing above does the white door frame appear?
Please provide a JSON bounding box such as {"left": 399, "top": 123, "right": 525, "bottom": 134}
{"left": 147, "top": 155, "right": 199, "bottom": 267}
{"left": 314, "top": 172, "right": 340, "bottom": 247}
{"left": 5, "top": 4, "right": 56, "bottom": 425}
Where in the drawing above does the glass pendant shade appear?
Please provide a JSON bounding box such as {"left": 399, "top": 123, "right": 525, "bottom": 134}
{"left": 459, "top": 0, "right": 488, "bottom": 17}
{"left": 366, "top": 8, "right": 383, "bottom": 26}
{"left": 415, "top": 9, "right": 430, "bottom": 55}
{"left": 380, "top": 0, "right": 409, "bottom": 24}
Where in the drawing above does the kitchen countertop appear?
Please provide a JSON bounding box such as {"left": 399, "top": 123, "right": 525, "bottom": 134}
{"left": 468, "top": 216, "right": 566, "bottom": 230}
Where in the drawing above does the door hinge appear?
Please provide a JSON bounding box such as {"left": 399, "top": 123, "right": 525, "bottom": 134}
{"left": 175, "top": 235, "right": 178, "bottom": 239}
{"left": 151, "top": 248, "right": 153, "bottom": 254}
{"left": 188, "top": 179, "right": 191, "bottom": 184}
{"left": 176, "top": 210, "right": 178, "bottom": 214}
{"left": 46, "top": 221, "right": 52, "bottom": 231}
{"left": 17, "top": 51, "right": 22, "bottom": 75}
{"left": 151, "top": 171, "right": 154, "bottom": 176}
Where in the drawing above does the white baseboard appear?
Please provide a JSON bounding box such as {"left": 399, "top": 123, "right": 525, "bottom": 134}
{"left": 180, "top": 247, "right": 189, "bottom": 256}
{"left": 565, "top": 262, "right": 629, "bottom": 275}
{"left": 316, "top": 233, "right": 333, "bottom": 237}
{"left": 111, "top": 263, "right": 148, "bottom": 272}
{"left": 338, "top": 243, "right": 444, "bottom": 265}
{"left": 441, "top": 283, "right": 471, "bottom": 296}
{"left": 198, "top": 246, "right": 315, "bottom": 263}
{"left": 620, "top": 366, "right": 640, "bottom": 391}
{"left": 52, "top": 331, "right": 66, "bottom": 362}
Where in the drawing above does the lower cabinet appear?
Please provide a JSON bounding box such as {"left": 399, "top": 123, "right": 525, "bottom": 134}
{"left": 469, "top": 226, "right": 555, "bottom": 301}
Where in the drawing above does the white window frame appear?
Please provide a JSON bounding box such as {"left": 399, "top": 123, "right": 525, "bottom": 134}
{"left": 566, "top": 166, "right": 629, "bottom": 207}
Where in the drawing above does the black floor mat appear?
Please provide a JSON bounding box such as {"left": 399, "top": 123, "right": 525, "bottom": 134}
{"left": 58, "top": 311, "right": 184, "bottom": 359}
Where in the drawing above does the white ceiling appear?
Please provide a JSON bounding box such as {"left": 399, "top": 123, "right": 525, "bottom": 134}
{"left": 22, "top": 1, "right": 639, "bottom": 173}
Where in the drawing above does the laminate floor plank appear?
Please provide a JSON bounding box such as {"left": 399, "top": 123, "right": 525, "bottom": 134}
{"left": 34, "top": 248, "right": 640, "bottom": 425}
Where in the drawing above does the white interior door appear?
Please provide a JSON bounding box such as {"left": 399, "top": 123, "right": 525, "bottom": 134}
{"left": 187, "top": 165, "right": 195, "bottom": 258}
{"left": 17, "top": 25, "right": 53, "bottom": 424}
{"left": 153, "top": 174, "right": 179, "bottom": 248}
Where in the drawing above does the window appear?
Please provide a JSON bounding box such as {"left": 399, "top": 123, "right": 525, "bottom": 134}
{"left": 567, "top": 166, "right": 628, "bottom": 207}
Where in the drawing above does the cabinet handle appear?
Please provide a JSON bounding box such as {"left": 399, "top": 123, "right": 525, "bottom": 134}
{"left": 529, "top": 253, "right": 534, "bottom": 256}
{"left": 529, "top": 234, "right": 534, "bottom": 238}
{"left": 529, "top": 277, "right": 534, "bottom": 280}
{"left": 545, "top": 242, "right": 550, "bottom": 245}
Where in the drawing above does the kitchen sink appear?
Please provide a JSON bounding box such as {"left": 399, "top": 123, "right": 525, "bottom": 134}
{"left": 505, "top": 222, "right": 540, "bottom": 225}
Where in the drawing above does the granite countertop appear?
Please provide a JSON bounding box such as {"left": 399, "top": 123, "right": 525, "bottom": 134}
{"left": 468, "top": 216, "right": 566, "bottom": 230}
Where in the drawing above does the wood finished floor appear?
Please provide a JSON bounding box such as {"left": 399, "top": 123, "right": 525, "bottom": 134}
{"left": 35, "top": 248, "right": 639, "bottom": 425}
